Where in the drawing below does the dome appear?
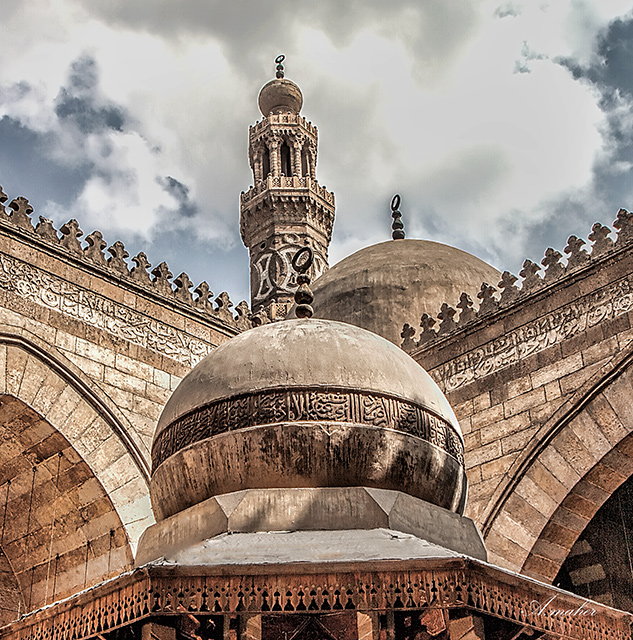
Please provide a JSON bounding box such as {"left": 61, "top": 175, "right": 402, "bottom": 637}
{"left": 150, "top": 318, "right": 466, "bottom": 521}
{"left": 258, "top": 78, "right": 303, "bottom": 115}
{"left": 311, "top": 239, "right": 501, "bottom": 344}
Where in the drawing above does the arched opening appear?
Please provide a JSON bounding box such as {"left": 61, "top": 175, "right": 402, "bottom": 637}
{"left": 555, "top": 473, "right": 633, "bottom": 611}
{"left": 301, "top": 146, "right": 309, "bottom": 177}
{"left": 0, "top": 396, "right": 133, "bottom": 614}
{"left": 280, "top": 141, "right": 292, "bottom": 176}
{"left": 262, "top": 147, "right": 271, "bottom": 178}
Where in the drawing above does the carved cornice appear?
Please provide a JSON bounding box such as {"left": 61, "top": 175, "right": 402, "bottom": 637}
{"left": 241, "top": 176, "right": 335, "bottom": 208}
{"left": 429, "top": 272, "right": 633, "bottom": 393}
{"left": 151, "top": 387, "right": 464, "bottom": 470}
{"left": 249, "top": 112, "right": 318, "bottom": 139}
{"left": 403, "top": 210, "right": 633, "bottom": 354}
{"left": 4, "top": 561, "right": 629, "bottom": 640}
{"left": 0, "top": 186, "right": 253, "bottom": 336}
{"left": 0, "top": 253, "right": 215, "bottom": 367}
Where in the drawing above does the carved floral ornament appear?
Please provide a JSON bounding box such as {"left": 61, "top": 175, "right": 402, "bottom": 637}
{"left": 0, "top": 185, "right": 254, "bottom": 333}
{"left": 3, "top": 563, "right": 628, "bottom": 640}
{"left": 401, "top": 210, "right": 633, "bottom": 357}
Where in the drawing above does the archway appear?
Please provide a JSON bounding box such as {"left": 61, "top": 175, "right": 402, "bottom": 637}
{"left": 483, "top": 341, "right": 633, "bottom": 584}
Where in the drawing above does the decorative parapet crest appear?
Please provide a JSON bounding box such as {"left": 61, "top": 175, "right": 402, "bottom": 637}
{"left": 402, "top": 209, "right": 633, "bottom": 357}
{"left": 0, "top": 185, "right": 256, "bottom": 333}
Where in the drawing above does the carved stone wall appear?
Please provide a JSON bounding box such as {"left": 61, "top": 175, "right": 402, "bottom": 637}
{"left": 408, "top": 212, "right": 633, "bottom": 590}
{"left": 0, "top": 186, "right": 247, "bottom": 618}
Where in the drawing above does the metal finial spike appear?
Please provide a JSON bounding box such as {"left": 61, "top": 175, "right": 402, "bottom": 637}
{"left": 391, "top": 193, "right": 405, "bottom": 240}
{"left": 292, "top": 247, "right": 314, "bottom": 318}
{"left": 275, "top": 54, "right": 285, "bottom": 79}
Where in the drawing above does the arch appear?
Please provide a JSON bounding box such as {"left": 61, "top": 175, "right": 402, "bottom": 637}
{"left": 0, "top": 326, "right": 152, "bottom": 549}
{"left": 0, "top": 396, "right": 134, "bottom": 613}
{"left": 483, "top": 340, "right": 633, "bottom": 583}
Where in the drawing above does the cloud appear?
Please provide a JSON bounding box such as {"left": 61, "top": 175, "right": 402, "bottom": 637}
{"left": 1, "top": 0, "right": 633, "bottom": 304}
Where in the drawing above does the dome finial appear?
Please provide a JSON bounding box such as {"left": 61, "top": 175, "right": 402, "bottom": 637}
{"left": 275, "top": 54, "right": 285, "bottom": 79}
{"left": 292, "top": 247, "right": 314, "bottom": 318}
{"left": 391, "top": 194, "right": 405, "bottom": 240}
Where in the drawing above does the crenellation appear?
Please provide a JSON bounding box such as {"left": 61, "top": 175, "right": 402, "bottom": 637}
{"left": 542, "top": 247, "right": 564, "bottom": 282}
{"left": 477, "top": 283, "right": 499, "bottom": 316}
{"left": 35, "top": 216, "right": 59, "bottom": 243}
{"left": 564, "top": 235, "right": 590, "bottom": 270}
{"left": 588, "top": 222, "right": 614, "bottom": 256}
{"left": 437, "top": 302, "right": 457, "bottom": 335}
{"left": 84, "top": 231, "right": 107, "bottom": 266}
{"left": 59, "top": 219, "right": 83, "bottom": 255}
{"left": 402, "top": 210, "right": 633, "bottom": 351}
{"left": 0, "top": 186, "right": 257, "bottom": 332}
{"left": 614, "top": 208, "right": 633, "bottom": 246}
{"left": 457, "top": 292, "right": 476, "bottom": 325}
{"left": 107, "top": 240, "right": 130, "bottom": 275}
{"left": 173, "top": 272, "right": 194, "bottom": 304}
{"left": 8, "top": 196, "right": 34, "bottom": 230}
{"left": 130, "top": 252, "right": 151, "bottom": 283}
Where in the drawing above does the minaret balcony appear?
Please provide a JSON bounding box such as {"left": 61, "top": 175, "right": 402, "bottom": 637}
{"left": 241, "top": 175, "right": 335, "bottom": 210}
{"left": 249, "top": 113, "right": 318, "bottom": 139}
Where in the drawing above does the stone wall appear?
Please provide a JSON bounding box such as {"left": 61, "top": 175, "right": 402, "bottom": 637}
{"left": 410, "top": 210, "right": 633, "bottom": 582}
{"left": 0, "top": 186, "right": 248, "bottom": 614}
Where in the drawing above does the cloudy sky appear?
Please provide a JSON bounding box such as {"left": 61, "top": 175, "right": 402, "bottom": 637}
{"left": 1, "top": 1, "right": 633, "bottom": 307}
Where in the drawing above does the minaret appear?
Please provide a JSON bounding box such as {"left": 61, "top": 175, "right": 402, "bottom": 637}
{"left": 240, "top": 56, "right": 335, "bottom": 315}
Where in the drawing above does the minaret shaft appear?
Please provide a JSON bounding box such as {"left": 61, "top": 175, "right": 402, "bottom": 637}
{"left": 240, "top": 73, "right": 335, "bottom": 314}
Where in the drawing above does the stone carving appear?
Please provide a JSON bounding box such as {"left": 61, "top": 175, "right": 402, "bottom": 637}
{"left": 431, "top": 272, "right": 633, "bottom": 392}
{"left": 588, "top": 222, "right": 614, "bottom": 256}
{"left": 541, "top": 247, "right": 564, "bottom": 282}
{"left": 498, "top": 271, "right": 519, "bottom": 306}
{"left": 84, "top": 231, "right": 107, "bottom": 266}
{"left": 173, "top": 272, "right": 193, "bottom": 304}
{"left": 457, "top": 293, "right": 475, "bottom": 326}
{"left": 418, "top": 314, "right": 437, "bottom": 344}
{"left": 0, "top": 185, "right": 253, "bottom": 331}
{"left": 403, "top": 212, "right": 633, "bottom": 349}
{"left": 130, "top": 252, "right": 151, "bottom": 284}
{"left": 8, "top": 566, "right": 627, "bottom": 640}
{"left": 476, "top": 283, "right": 498, "bottom": 316}
{"left": 401, "top": 323, "right": 417, "bottom": 351}
{"left": 614, "top": 208, "right": 633, "bottom": 247}
{"left": 35, "top": 217, "right": 59, "bottom": 243}
{"left": 518, "top": 259, "right": 542, "bottom": 293}
{"left": 8, "top": 196, "right": 34, "bottom": 230}
{"left": 564, "top": 235, "right": 590, "bottom": 270}
{"left": 107, "top": 241, "right": 130, "bottom": 275}
{"left": 0, "top": 253, "right": 214, "bottom": 367}
{"left": 151, "top": 388, "right": 464, "bottom": 470}
{"left": 60, "top": 219, "right": 83, "bottom": 255}
{"left": 437, "top": 303, "right": 457, "bottom": 335}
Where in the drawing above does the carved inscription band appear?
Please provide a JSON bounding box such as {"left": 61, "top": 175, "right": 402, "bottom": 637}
{"left": 151, "top": 388, "right": 464, "bottom": 470}
{"left": 431, "top": 274, "right": 633, "bottom": 392}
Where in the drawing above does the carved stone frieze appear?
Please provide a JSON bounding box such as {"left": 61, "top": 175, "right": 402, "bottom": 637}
{"left": 5, "top": 564, "right": 627, "bottom": 640}
{"left": 0, "top": 254, "right": 214, "bottom": 366}
{"left": 151, "top": 387, "right": 464, "bottom": 470}
{"left": 430, "top": 273, "right": 633, "bottom": 393}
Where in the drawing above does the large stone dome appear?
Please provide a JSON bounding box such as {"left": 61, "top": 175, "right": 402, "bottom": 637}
{"left": 150, "top": 318, "right": 466, "bottom": 521}
{"left": 311, "top": 239, "right": 501, "bottom": 344}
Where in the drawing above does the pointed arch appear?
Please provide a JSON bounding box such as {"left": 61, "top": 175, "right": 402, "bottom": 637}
{"left": 483, "top": 340, "right": 633, "bottom": 582}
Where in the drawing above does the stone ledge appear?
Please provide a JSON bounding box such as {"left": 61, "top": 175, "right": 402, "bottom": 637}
{"left": 135, "top": 487, "right": 487, "bottom": 566}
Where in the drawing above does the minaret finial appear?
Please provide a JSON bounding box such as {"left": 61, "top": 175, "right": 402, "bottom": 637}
{"left": 292, "top": 247, "right": 314, "bottom": 318}
{"left": 275, "top": 54, "right": 285, "bottom": 79}
{"left": 391, "top": 194, "right": 405, "bottom": 240}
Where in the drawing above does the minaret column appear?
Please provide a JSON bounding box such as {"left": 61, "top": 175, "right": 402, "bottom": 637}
{"left": 240, "top": 57, "right": 336, "bottom": 315}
